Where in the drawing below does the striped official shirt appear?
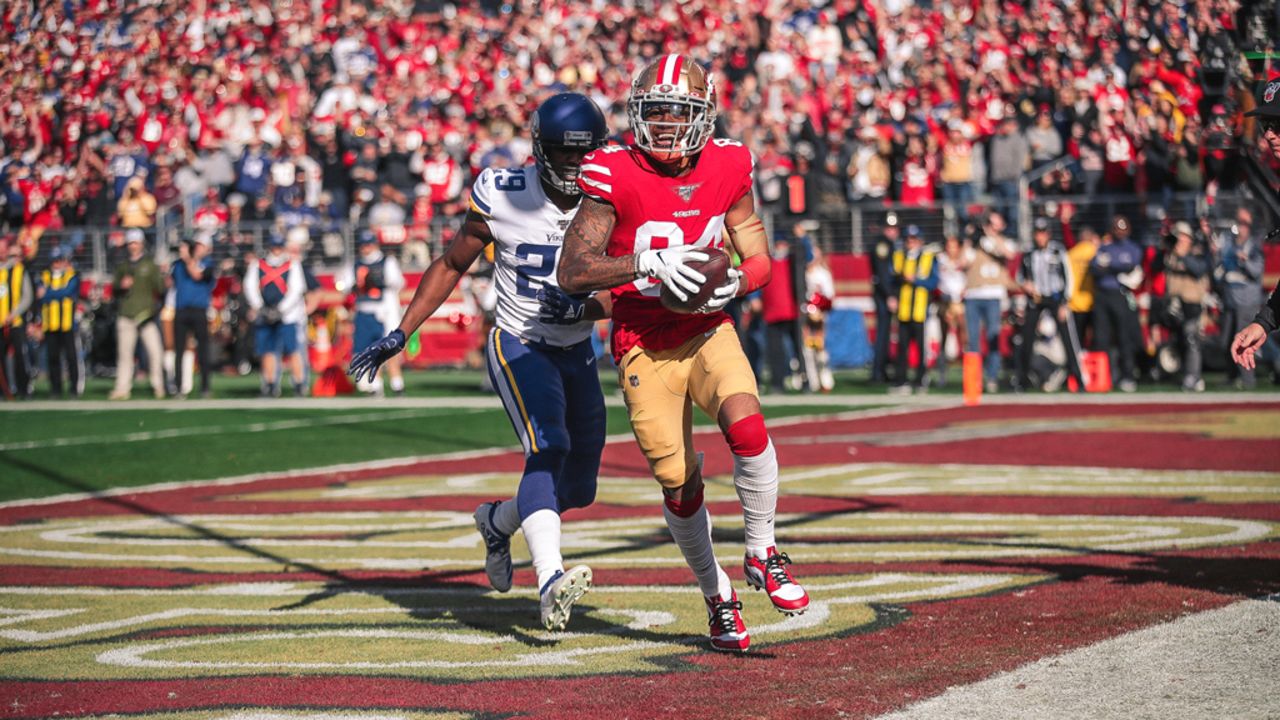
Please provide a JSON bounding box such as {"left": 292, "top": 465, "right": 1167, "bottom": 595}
{"left": 1018, "top": 243, "right": 1073, "bottom": 303}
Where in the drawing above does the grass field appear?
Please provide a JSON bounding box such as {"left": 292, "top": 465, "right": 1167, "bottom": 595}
{"left": 25, "top": 363, "right": 1280, "bottom": 402}
{"left": 0, "top": 401, "right": 857, "bottom": 503}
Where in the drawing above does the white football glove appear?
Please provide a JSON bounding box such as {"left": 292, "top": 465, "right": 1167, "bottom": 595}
{"left": 634, "top": 246, "right": 710, "bottom": 302}
{"left": 696, "top": 268, "right": 741, "bottom": 314}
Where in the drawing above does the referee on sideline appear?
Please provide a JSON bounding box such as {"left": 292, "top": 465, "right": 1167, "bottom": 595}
{"left": 1015, "top": 217, "right": 1085, "bottom": 392}
{"left": 1231, "top": 79, "right": 1280, "bottom": 370}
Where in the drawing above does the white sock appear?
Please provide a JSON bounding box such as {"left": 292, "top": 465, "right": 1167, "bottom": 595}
{"left": 389, "top": 375, "right": 405, "bottom": 392}
{"left": 734, "top": 439, "right": 779, "bottom": 557}
{"left": 663, "top": 502, "right": 732, "bottom": 599}
{"left": 492, "top": 498, "right": 522, "bottom": 536}
{"left": 522, "top": 509, "right": 563, "bottom": 591}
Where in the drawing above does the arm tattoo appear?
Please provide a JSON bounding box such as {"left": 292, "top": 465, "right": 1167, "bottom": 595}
{"left": 558, "top": 196, "right": 634, "bottom": 293}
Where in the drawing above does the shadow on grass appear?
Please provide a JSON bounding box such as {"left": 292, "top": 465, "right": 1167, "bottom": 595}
{"left": 944, "top": 543, "right": 1280, "bottom": 600}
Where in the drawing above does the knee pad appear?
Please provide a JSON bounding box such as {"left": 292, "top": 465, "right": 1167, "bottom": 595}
{"left": 663, "top": 482, "right": 705, "bottom": 518}
{"left": 725, "top": 413, "right": 769, "bottom": 457}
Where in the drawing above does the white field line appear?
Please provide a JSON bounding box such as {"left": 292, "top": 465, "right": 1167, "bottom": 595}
{"left": 0, "top": 408, "right": 476, "bottom": 452}
{"left": 0, "top": 390, "right": 1273, "bottom": 412}
{"left": 0, "top": 403, "right": 924, "bottom": 511}
{"left": 876, "top": 598, "right": 1280, "bottom": 720}
{"left": 0, "top": 573, "right": 1020, "bottom": 648}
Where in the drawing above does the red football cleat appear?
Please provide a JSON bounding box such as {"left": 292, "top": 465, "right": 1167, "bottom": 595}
{"left": 705, "top": 590, "right": 750, "bottom": 653}
{"left": 744, "top": 547, "right": 809, "bottom": 615}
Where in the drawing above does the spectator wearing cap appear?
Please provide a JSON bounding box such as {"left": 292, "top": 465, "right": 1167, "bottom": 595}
{"left": 0, "top": 234, "right": 35, "bottom": 399}
{"left": 338, "top": 232, "right": 406, "bottom": 396}
{"left": 869, "top": 212, "right": 901, "bottom": 384}
{"left": 1015, "top": 217, "right": 1084, "bottom": 393}
{"left": 964, "top": 212, "right": 1019, "bottom": 393}
{"left": 170, "top": 232, "right": 217, "bottom": 398}
{"left": 1159, "top": 221, "right": 1210, "bottom": 392}
{"left": 1089, "top": 217, "right": 1144, "bottom": 392}
{"left": 110, "top": 229, "right": 165, "bottom": 400}
{"left": 889, "top": 224, "right": 939, "bottom": 394}
{"left": 243, "top": 233, "right": 309, "bottom": 397}
{"left": 38, "top": 246, "right": 82, "bottom": 398}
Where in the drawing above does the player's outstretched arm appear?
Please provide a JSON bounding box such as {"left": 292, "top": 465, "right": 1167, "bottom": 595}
{"left": 557, "top": 196, "right": 630, "bottom": 293}
{"left": 396, "top": 210, "right": 491, "bottom": 336}
{"left": 349, "top": 210, "right": 490, "bottom": 382}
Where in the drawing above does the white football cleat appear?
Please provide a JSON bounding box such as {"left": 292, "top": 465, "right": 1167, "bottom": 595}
{"left": 539, "top": 565, "right": 592, "bottom": 631}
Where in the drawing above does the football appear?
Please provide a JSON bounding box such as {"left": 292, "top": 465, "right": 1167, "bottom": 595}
{"left": 659, "top": 246, "right": 733, "bottom": 314}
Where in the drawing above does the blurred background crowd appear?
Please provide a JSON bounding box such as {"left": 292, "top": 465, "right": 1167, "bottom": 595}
{"left": 0, "top": 0, "right": 1277, "bottom": 399}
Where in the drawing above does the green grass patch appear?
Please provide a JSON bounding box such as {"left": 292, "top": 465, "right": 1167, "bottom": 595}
{"left": 0, "top": 404, "right": 850, "bottom": 503}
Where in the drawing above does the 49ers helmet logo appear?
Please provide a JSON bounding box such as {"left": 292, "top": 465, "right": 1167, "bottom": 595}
{"left": 1265, "top": 81, "right": 1280, "bottom": 104}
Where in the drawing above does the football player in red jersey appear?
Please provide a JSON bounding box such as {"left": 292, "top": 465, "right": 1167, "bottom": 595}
{"left": 558, "top": 53, "right": 809, "bottom": 653}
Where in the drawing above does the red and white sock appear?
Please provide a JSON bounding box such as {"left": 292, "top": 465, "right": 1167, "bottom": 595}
{"left": 735, "top": 439, "right": 779, "bottom": 558}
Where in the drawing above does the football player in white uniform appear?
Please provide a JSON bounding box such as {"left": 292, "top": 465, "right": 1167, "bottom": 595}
{"left": 350, "top": 93, "right": 611, "bottom": 631}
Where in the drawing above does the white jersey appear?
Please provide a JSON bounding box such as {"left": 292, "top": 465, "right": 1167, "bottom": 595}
{"left": 468, "top": 164, "right": 592, "bottom": 347}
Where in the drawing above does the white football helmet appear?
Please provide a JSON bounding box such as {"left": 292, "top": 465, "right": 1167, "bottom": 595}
{"left": 627, "top": 54, "right": 717, "bottom": 161}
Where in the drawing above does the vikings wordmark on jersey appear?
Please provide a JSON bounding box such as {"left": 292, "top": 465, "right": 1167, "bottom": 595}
{"left": 470, "top": 164, "right": 593, "bottom": 347}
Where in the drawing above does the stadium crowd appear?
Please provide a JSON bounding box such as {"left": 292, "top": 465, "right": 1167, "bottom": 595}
{"left": 0, "top": 0, "right": 1276, "bottom": 398}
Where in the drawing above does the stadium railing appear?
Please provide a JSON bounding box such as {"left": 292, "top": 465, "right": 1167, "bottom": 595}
{"left": 24, "top": 190, "right": 1254, "bottom": 284}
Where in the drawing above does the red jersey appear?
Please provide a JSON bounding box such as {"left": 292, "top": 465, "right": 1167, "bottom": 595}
{"left": 578, "top": 139, "right": 754, "bottom": 362}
